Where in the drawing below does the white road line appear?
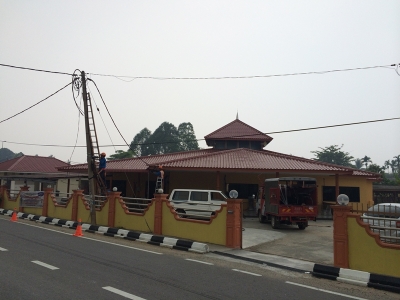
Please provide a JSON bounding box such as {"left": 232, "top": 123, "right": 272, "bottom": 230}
{"left": 185, "top": 259, "right": 214, "bottom": 265}
{"left": 1, "top": 218, "right": 162, "bottom": 255}
{"left": 232, "top": 269, "right": 262, "bottom": 277}
{"left": 0, "top": 247, "right": 8, "bottom": 251}
{"left": 31, "top": 260, "right": 59, "bottom": 270}
{"left": 103, "top": 286, "right": 147, "bottom": 299}
{"left": 286, "top": 281, "right": 368, "bottom": 300}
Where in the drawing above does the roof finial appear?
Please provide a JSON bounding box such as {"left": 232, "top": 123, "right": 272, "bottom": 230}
{"left": 236, "top": 110, "right": 239, "bottom": 120}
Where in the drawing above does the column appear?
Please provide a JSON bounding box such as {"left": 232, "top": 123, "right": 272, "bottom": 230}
{"left": 332, "top": 205, "right": 352, "bottom": 268}
{"left": 226, "top": 198, "right": 242, "bottom": 249}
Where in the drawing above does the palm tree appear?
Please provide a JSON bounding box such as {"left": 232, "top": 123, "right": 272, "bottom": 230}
{"left": 384, "top": 160, "right": 391, "bottom": 173}
{"left": 394, "top": 155, "right": 400, "bottom": 173}
{"left": 361, "top": 156, "right": 372, "bottom": 169}
{"left": 354, "top": 158, "right": 363, "bottom": 169}
{"left": 390, "top": 159, "right": 397, "bottom": 174}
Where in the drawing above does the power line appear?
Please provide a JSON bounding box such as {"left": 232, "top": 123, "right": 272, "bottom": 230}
{"left": 2, "top": 116, "right": 399, "bottom": 148}
{"left": 0, "top": 82, "right": 72, "bottom": 124}
{"left": 0, "top": 63, "right": 72, "bottom": 76}
{"left": 87, "top": 64, "right": 398, "bottom": 81}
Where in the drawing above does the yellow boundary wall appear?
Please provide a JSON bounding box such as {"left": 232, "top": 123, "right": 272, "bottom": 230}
{"left": 348, "top": 215, "right": 400, "bottom": 278}
{"left": 161, "top": 201, "right": 227, "bottom": 245}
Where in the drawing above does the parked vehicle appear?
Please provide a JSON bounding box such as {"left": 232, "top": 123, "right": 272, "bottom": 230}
{"left": 362, "top": 203, "right": 400, "bottom": 243}
{"left": 256, "top": 177, "right": 318, "bottom": 230}
{"left": 168, "top": 189, "right": 227, "bottom": 220}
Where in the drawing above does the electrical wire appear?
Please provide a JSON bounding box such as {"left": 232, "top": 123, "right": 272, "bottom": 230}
{"left": 2, "top": 116, "right": 399, "bottom": 148}
{"left": 0, "top": 82, "right": 72, "bottom": 124}
{"left": 87, "top": 64, "right": 398, "bottom": 81}
{"left": 86, "top": 78, "right": 150, "bottom": 166}
{"left": 0, "top": 63, "right": 72, "bottom": 76}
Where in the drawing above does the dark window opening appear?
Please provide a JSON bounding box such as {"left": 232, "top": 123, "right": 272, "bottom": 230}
{"left": 323, "top": 186, "right": 360, "bottom": 202}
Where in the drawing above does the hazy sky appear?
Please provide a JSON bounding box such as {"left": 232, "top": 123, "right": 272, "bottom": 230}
{"left": 1, "top": 1, "right": 399, "bottom": 167}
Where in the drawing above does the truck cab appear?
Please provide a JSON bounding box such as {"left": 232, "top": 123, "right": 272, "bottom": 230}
{"left": 257, "top": 177, "right": 318, "bottom": 229}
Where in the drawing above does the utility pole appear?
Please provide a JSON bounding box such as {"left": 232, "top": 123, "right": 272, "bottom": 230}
{"left": 81, "top": 71, "right": 97, "bottom": 225}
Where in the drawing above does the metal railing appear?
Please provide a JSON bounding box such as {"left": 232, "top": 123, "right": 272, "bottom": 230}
{"left": 120, "top": 197, "right": 152, "bottom": 213}
{"left": 53, "top": 192, "right": 73, "bottom": 206}
{"left": 83, "top": 194, "right": 108, "bottom": 210}
{"left": 359, "top": 205, "right": 400, "bottom": 245}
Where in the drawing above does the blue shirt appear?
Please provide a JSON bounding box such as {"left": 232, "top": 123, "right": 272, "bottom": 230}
{"left": 99, "top": 157, "right": 106, "bottom": 170}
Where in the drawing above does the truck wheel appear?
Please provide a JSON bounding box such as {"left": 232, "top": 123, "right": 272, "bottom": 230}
{"left": 258, "top": 211, "right": 266, "bottom": 223}
{"left": 271, "top": 216, "right": 279, "bottom": 229}
{"left": 297, "top": 223, "right": 307, "bottom": 230}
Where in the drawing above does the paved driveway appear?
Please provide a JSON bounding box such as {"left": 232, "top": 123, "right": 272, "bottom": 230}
{"left": 242, "top": 217, "right": 334, "bottom": 265}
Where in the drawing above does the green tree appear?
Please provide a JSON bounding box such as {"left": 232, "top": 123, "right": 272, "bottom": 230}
{"left": 361, "top": 156, "right": 372, "bottom": 169}
{"left": 366, "top": 163, "right": 385, "bottom": 174}
{"left": 130, "top": 128, "right": 152, "bottom": 156}
{"left": 394, "top": 155, "right": 400, "bottom": 173}
{"left": 144, "top": 122, "right": 181, "bottom": 155}
{"left": 178, "top": 122, "right": 199, "bottom": 151}
{"left": 311, "top": 145, "right": 354, "bottom": 167}
{"left": 109, "top": 150, "right": 135, "bottom": 160}
{"left": 390, "top": 159, "right": 398, "bottom": 174}
{"left": 354, "top": 158, "right": 363, "bottom": 169}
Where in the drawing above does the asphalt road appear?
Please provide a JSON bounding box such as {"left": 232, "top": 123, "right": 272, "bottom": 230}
{"left": 0, "top": 216, "right": 398, "bottom": 300}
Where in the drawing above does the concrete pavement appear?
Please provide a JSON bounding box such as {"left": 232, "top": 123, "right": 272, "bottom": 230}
{"left": 208, "top": 217, "right": 334, "bottom": 272}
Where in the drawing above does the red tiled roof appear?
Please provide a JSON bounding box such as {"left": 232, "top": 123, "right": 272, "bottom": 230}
{"left": 58, "top": 149, "right": 219, "bottom": 172}
{"left": 59, "top": 148, "right": 377, "bottom": 177}
{"left": 204, "top": 119, "right": 273, "bottom": 143}
{"left": 0, "top": 155, "right": 69, "bottom": 173}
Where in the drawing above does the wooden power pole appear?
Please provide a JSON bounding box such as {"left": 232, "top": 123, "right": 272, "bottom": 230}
{"left": 81, "top": 71, "right": 97, "bottom": 225}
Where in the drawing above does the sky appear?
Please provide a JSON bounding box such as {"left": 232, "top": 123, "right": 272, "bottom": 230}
{"left": 0, "top": 1, "right": 399, "bottom": 167}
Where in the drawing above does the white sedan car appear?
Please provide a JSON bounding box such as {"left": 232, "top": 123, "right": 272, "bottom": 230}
{"left": 362, "top": 203, "right": 400, "bottom": 243}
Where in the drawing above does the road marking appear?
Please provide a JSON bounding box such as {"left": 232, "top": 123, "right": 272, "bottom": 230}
{"left": 0, "top": 247, "right": 8, "bottom": 251}
{"left": 286, "top": 281, "right": 368, "bottom": 300}
{"left": 103, "top": 286, "right": 146, "bottom": 299}
{"left": 232, "top": 269, "right": 262, "bottom": 276}
{"left": 2, "top": 218, "right": 162, "bottom": 255}
{"left": 185, "top": 259, "right": 214, "bottom": 265}
{"left": 31, "top": 260, "right": 59, "bottom": 270}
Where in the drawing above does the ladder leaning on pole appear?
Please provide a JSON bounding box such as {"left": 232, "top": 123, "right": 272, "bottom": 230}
{"left": 87, "top": 93, "right": 107, "bottom": 196}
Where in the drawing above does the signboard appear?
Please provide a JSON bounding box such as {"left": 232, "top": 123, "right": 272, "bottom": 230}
{"left": 20, "top": 191, "right": 44, "bottom": 208}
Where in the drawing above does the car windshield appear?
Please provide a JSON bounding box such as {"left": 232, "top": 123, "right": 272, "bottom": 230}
{"left": 211, "top": 192, "right": 227, "bottom": 201}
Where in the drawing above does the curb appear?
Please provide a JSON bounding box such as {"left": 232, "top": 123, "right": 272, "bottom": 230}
{"left": 312, "top": 264, "right": 400, "bottom": 294}
{"left": 0, "top": 209, "right": 209, "bottom": 253}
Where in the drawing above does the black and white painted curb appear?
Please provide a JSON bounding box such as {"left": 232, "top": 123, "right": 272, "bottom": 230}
{"left": 0, "top": 209, "right": 209, "bottom": 254}
{"left": 312, "top": 264, "right": 400, "bottom": 294}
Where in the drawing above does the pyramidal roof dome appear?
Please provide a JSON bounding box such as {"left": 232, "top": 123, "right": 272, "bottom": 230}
{"left": 204, "top": 119, "right": 273, "bottom": 146}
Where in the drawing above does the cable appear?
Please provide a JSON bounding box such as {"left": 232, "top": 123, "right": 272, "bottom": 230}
{"left": 0, "top": 82, "right": 72, "bottom": 124}
{"left": 2, "top": 116, "right": 399, "bottom": 148}
{"left": 0, "top": 63, "right": 72, "bottom": 76}
{"left": 87, "top": 64, "right": 398, "bottom": 81}
{"left": 86, "top": 78, "right": 150, "bottom": 166}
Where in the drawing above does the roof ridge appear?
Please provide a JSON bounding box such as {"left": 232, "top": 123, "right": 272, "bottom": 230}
{"left": 8, "top": 155, "right": 25, "bottom": 171}
{"left": 147, "top": 149, "right": 224, "bottom": 166}
{"left": 204, "top": 119, "right": 268, "bottom": 139}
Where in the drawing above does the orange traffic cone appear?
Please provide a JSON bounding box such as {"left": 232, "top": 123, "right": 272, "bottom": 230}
{"left": 10, "top": 208, "right": 18, "bottom": 222}
{"left": 73, "top": 219, "right": 83, "bottom": 237}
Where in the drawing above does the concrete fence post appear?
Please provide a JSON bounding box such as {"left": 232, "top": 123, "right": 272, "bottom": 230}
{"left": 71, "top": 190, "right": 83, "bottom": 221}
{"left": 18, "top": 185, "right": 30, "bottom": 212}
{"left": 42, "top": 188, "right": 53, "bottom": 217}
{"left": 107, "top": 191, "right": 121, "bottom": 228}
{"left": 153, "top": 193, "right": 167, "bottom": 235}
{"left": 332, "top": 204, "right": 352, "bottom": 268}
{"left": 226, "top": 199, "right": 242, "bottom": 249}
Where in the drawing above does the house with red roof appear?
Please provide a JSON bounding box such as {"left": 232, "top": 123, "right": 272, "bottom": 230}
{"left": 0, "top": 155, "right": 85, "bottom": 195}
{"left": 58, "top": 118, "right": 380, "bottom": 214}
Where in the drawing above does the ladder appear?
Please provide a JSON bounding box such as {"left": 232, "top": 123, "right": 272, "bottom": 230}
{"left": 87, "top": 93, "right": 107, "bottom": 195}
{"left": 155, "top": 177, "right": 163, "bottom": 193}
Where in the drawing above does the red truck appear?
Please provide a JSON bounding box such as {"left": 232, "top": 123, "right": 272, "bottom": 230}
{"left": 257, "top": 177, "right": 318, "bottom": 230}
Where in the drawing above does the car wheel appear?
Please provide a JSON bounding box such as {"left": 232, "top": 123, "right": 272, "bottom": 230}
{"left": 297, "top": 222, "right": 307, "bottom": 230}
{"left": 271, "top": 216, "right": 279, "bottom": 229}
{"left": 258, "top": 211, "right": 266, "bottom": 223}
